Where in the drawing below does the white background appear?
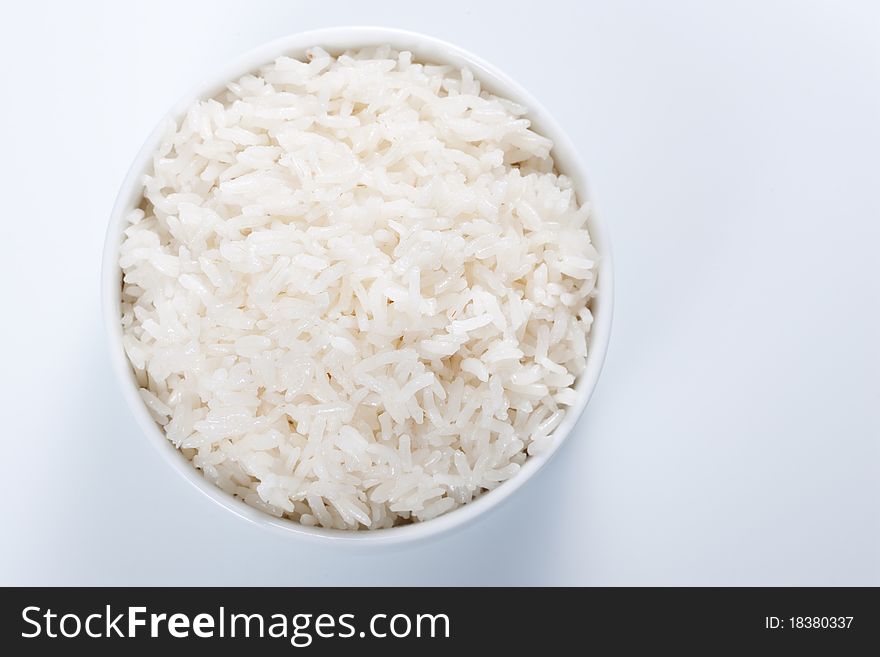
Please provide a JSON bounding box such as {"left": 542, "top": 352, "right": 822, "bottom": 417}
{"left": 1, "top": 0, "right": 878, "bottom": 585}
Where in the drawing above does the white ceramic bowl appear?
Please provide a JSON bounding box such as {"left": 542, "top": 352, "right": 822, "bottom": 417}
{"left": 102, "top": 26, "right": 613, "bottom": 545}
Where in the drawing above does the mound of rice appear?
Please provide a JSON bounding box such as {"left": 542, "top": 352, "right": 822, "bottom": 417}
{"left": 119, "top": 46, "right": 598, "bottom": 529}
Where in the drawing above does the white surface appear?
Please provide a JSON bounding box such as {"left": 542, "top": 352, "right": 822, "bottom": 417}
{"left": 1, "top": 0, "right": 878, "bottom": 585}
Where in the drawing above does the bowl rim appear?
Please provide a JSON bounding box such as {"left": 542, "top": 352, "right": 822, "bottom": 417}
{"left": 101, "top": 25, "right": 614, "bottom": 546}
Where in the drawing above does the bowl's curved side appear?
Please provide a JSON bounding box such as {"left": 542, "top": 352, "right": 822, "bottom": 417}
{"left": 101, "top": 26, "right": 613, "bottom": 545}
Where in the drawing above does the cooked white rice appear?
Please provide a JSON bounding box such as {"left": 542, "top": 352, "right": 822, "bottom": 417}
{"left": 119, "top": 45, "right": 598, "bottom": 529}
